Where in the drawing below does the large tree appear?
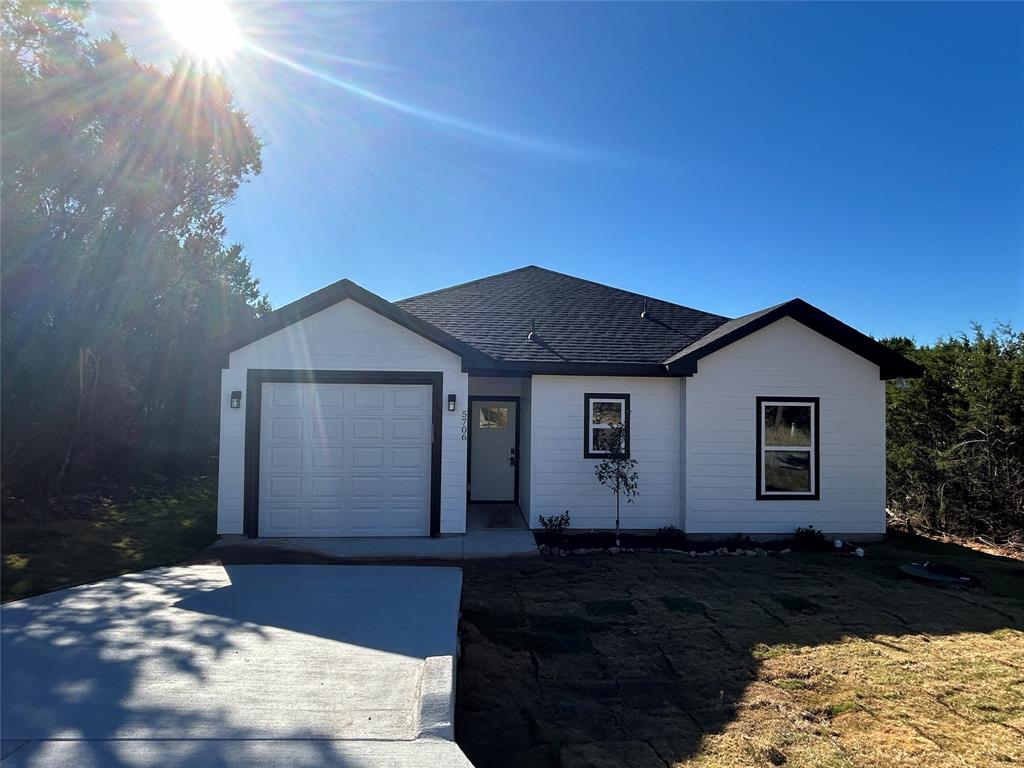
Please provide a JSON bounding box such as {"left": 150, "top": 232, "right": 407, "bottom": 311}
{"left": 2, "top": 0, "right": 268, "bottom": 493}
{"left": 884, "top": 325, "right": 1024, "bottom": 540}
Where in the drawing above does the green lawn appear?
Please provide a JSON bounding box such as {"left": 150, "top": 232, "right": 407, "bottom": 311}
{"left": 2, "top": 478, "right": 217, "bottom": 602}
{"left": 457, "top": 532, "right": 1024, "bottom": 768}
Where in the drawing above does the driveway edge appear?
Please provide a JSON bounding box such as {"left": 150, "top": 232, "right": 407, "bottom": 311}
{"left": 415, "top": 655, "right": 456, "bottom": 740}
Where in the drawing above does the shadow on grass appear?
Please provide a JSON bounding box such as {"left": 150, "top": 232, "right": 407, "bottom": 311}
{"left": 456, "top": 532, "right": 1024, "bottom": 767}
{"left": 1, "top": 480, "right": 217, "bottom": 603}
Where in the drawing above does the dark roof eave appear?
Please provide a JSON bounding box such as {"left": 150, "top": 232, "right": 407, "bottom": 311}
{"left": 464, "top": 361, "right": 675, "bottom": 376}
{"left": 663, "top": 299, "right": 924, "bottom": 380}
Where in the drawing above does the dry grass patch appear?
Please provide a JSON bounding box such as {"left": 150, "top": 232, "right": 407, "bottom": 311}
{"left": 457, "top": 533, "right": 1024, "bottom": 768}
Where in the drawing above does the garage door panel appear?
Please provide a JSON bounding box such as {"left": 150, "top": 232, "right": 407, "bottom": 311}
{"left": 264, "top": 505, "right": 302, "bottom": 535}
{"left": 267, "top": 475, "right": 302, "bottom": 499}
{"left": 310, "top": 386, "right": 345, "bottom": 408}
{"left": 269, "top": 447, "right": 303, "bottom": 470}
{"left": 392, "top": 418, "right": 426, "bottom": 440}
{"left": 390, "top": 476, "right": 425, "bottom": 498}
{"left": 310, "top": 476, "right": 342, "bottom": 498}
{"left": 311, "top": 448, "right": 343, "bottom": 469}
{"left": 385, "top": 506, "right": 429, "bottom": 533}
{"left": 270, "top": 385, "right": 302, "bottom": 407}
{"left": 259, "top": 382, "right": 432, "bottom": 537}
{"left": 346, "top": 506, "right": 384, "bottom": 534}
{"left": 352, "top": 446, "right": 384, "bottom": 469}
{"left": 270, "top": 417, "right": 303, "bottom": 439}
{"left": 352, "top": 476, "right": 383, "bottom": 499}
{"left": 392, "top": 388, "right": 426, "bottom": 409}
{"left": 391, "top": 446, "right": 426, "bottom": 469}
{"left": 353, "top": 387, "right": 385, "bottom": 409}
{"left": 352, "top": 418, "right": 385, "bottom": 440}
{"left": 312, "top": 417, "right": 345, "bottom": 440}
{"left": 308, "top": 506, "right": 343, "bottom": 534}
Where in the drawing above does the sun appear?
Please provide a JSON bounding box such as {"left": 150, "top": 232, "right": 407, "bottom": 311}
{"left": 158, "top": 0, "right": 243, "bottom": 61}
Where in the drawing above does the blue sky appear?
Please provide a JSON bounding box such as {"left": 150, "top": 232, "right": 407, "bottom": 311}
{"left": 91, "top": 2, "right": 1022, "bottom": 342}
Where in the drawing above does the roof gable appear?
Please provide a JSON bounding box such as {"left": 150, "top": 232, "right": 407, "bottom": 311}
{"left": 218, "top": 278, "right": 495, "bottom": 368}
{"left": 662, "top": 298, "right": 923, "bottom": 379}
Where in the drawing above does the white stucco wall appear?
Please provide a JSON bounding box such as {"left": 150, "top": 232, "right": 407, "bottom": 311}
{"left": 528, "top": 375, "right": 683, "bottom": 530}
{"left": 684, "top": 316, "right": 886, "bottom": 536}
{"left": 217, "top": 299, "right": 469, "bottom": 535}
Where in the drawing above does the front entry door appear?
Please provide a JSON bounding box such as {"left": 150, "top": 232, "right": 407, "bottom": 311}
{"left": 470, "top": 399, "right": 517, "bottom": 502}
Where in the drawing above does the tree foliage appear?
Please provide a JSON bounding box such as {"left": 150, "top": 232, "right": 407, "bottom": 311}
{"left": 2, "top": 1, "right": 268, "bottom": 494}
{"left": 884, "top": 324, "right": 1024, "bottom": 540}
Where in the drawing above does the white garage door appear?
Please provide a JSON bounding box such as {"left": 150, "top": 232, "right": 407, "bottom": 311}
{"left": 258, "top": 382, "right": 432, "bottom": 537}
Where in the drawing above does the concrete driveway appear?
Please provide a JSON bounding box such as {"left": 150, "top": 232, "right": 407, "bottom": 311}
{"left": 1, "top": 564, "right": 472, "bottom": 767}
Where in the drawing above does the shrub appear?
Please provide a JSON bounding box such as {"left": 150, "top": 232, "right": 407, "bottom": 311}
{"left": 792, "top": 525, "right": 828, "bottom": 551}
{"left": 656, "top": 525, "right": 686, "bottom": 546}
{"left": 538, "top": 510, "right": 571, "bottom": 532}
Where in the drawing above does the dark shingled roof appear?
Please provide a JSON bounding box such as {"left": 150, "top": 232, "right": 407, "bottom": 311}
{"left": 395, "top": 266, "right": 731, "bottom": 367}
{"left": 219, "top": 265, "right": 922, "bottom": 379}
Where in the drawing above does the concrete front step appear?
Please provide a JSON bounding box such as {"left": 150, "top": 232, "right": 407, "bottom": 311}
{"left": 215, "top": 529, "right": 539, "bottom": 561}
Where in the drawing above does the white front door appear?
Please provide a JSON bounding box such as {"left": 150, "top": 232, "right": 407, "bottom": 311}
{"left": 258, "top": 382, "right": 432, "bottom": 537}
{"left": 470, "top": 399, "right": 517, "bottom": 502}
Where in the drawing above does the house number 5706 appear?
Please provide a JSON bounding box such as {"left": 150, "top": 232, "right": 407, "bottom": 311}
{"left": 461, "top": 410, "right": 468, "bottom": 440}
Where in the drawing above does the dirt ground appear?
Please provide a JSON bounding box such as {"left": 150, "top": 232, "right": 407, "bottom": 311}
{"left": 456, "top": 532, "right": 1024, "bottom": 768}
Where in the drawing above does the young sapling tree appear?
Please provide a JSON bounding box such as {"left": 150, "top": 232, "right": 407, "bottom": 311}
{"left": 593, "top": 424, "right": 639, "bottom": 546}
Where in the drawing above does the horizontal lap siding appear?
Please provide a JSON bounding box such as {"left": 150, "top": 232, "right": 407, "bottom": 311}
{"left": 529, "top": 376, "right": 682, "bottom": 530}
{"left": 685, "top": 317, "right": 885, "bottom": 535}
{"left": 217, "top": 299, "right": 468, "bottom": 535}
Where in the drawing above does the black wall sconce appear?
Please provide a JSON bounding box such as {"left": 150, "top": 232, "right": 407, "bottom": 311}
{"left": 230, "top": 390, "right": 242, "bottom": 409}
{"left": 447, "top": 393, "right": 457, "bottom": 412}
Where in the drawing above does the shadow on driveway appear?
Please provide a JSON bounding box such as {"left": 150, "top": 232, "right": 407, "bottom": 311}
{"left": 1, "top": 564, "right": 462, "bottom": 768}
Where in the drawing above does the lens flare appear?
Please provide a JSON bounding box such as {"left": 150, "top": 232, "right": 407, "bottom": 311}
{"left": 158, "top": 0, "right": 242, "bottom": 61}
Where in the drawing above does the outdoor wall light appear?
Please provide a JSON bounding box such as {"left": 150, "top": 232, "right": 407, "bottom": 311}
{"left": 230, "top": 390, "right": 242, "bottom": 409}
{"left": 447, "top": 393, "right": 457, "bottom": 412}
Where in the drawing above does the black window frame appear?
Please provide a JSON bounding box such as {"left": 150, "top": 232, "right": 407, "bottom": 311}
{"left": 755, "top": 396, "right": 820, "bottom": 501}
{"left": 583, "top": 392, "right": 630, "bottom": 459}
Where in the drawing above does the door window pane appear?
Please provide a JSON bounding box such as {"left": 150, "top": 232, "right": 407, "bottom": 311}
{"left": 478, "top": 406, "right": 508, "bottom": 429}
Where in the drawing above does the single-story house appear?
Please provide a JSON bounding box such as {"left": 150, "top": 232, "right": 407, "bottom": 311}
{"left": 216, "top": 266, "right": 921, "bottom": 540}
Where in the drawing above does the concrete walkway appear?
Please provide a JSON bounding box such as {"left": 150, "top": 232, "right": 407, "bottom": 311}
{"left": 215, "top": 529, "right": 539, "bottom": 562}
{"left": 1, "top": 565, "right": 473, "bottom": 767}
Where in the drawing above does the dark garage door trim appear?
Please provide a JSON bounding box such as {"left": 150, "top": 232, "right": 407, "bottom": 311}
{"left": 243, "top": 369, "right": 445, "bottom": 538}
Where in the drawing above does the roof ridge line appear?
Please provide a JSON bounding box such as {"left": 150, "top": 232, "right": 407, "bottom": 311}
{"left": 400, "top": 263, "right": 731, "bottom": 320}
{"left": 396, "top": 265, "right": 540, "bottom": 303}
{"left": 523, "top": 265, "right": 731, "bottom": 319}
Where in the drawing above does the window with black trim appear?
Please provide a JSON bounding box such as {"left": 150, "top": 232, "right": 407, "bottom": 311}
{"left": 756, "top": 397, "right": 819, "bottom": 500}
{"left": 584, "top": 393, "right": 630, "bottom": 458}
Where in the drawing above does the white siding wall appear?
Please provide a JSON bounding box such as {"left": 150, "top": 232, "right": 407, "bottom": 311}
{"left": 685, "top": 317, "right": 885, "bottom": 535}
{"left": 529, "top": 375, "right": 682, "bottom": 530}
{"left": 217, "top": 299, "right": 469, "bottom": 535}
